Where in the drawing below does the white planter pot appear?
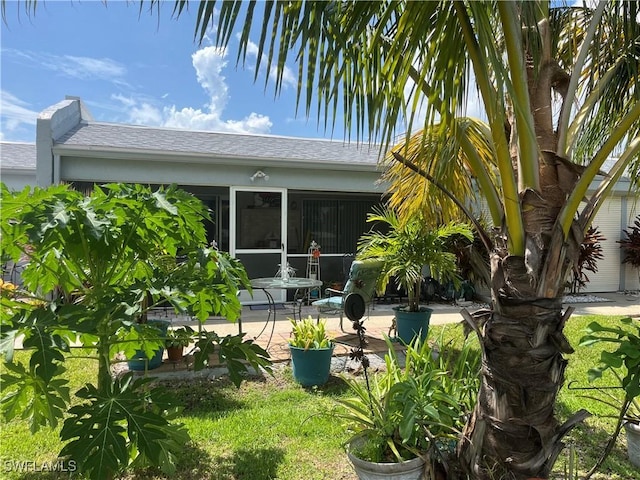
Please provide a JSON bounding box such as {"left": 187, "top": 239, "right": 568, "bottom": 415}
{"left": 624, "top": 421, "right": 640, "bottom": 468}
{"left": 347, "top": 440, "right": 425, "bottom": 480}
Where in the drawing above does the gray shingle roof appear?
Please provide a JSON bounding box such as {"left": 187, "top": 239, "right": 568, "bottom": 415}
{"left": 0, "top": 142, "right": 36, "bottom": 170}
{"left": 55, "top": 122, "right": 384, "bottom": 165}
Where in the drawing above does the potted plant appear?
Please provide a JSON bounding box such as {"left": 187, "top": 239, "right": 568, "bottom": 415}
{"left": 288, "top": 316, "right": 335, "bottom": 387}
{"left": 579, "top": 317, "right": 640, "bottom": 471}
{"left": 165, "top": 326, "right": 194, "bottom": 362}
{"left": 336, "top": 332, "right": 480, "bottom": 479}
{"left": 357, "top": 205, "right": 473, "bottom": 344}
{"left": 127, "top": 318, "right": 172, "bottom": 371}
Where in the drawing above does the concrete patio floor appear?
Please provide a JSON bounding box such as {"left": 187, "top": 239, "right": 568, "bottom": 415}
{"left": 141, "top": 291, "right": 638, "bottom": 375}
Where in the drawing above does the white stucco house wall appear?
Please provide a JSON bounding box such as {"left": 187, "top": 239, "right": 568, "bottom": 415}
{"left": 1, "top": 142, "right": 36, "bottom": 190}
{"left": 1, "top": 95, "right": 638, "bottom": 294}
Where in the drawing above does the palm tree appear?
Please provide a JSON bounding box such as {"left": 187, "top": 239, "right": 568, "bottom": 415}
{"left": 5, "top": 1, "right": 639, "bottom": 478}
{"left": 357, "top": 205, "right": 473, "bottom": 313}
{"left": 182, "top": 3, "right": 637, "bottom": 478}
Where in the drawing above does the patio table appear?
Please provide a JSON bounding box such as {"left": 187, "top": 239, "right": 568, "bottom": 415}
{"left": 250, "top": 277, "right": 323, "bottom": 347}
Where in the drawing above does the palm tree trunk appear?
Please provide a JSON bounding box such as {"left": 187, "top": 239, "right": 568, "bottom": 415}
{"left": 457, "top": 253, "right": 590, "bottom": 479}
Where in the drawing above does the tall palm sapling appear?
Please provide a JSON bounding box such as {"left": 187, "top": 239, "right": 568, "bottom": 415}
{"left": 357, "top": 206, "right": 473, "bottom": 313}
{"left": 143, "top": 3, "right": 640, "bottom": 477}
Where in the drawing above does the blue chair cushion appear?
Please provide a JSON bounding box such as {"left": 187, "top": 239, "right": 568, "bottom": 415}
{"left": 312, "top": 296, "right": 344, "bottom": 310}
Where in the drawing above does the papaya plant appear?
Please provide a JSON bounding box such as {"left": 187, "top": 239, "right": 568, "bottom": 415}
{"left": 0, "top": 182, "right": 271, "bottom": 479}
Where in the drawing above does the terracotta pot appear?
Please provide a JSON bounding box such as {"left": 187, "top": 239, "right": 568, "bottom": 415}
{"left": 166, "top": 346, "right": 184, "bottom": 362}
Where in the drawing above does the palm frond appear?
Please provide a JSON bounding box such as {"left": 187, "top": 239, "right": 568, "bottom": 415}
{"left": 382, "top": 118, "right": 500, "bottom": 229}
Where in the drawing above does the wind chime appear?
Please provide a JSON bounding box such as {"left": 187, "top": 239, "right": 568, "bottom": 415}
{"left": 305, "top": 241, "right": 321, "bottom": 302}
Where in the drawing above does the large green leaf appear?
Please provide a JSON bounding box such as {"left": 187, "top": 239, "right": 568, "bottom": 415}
{"left": 583, "top": 317, "right": 640, "bottom": 405}
{"left": 0, "top": 329, "right": 16, "bottom": 361}
{"left": 60, "top": 374, "right": 189, "bottom": 479}
{"left": 152, "top": 190, "right": 178, "bottom": 215}
{"left": 193, "top": 332, "right": 272, "bottom": 387}
{"left": 0, "top": 361, "right": 70, "bottom": 433}
{"left": 22, "top": 328, "right": 67, "bottom": 383}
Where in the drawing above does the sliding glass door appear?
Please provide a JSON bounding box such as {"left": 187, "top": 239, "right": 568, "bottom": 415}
{"left": 230, "top": 187, "right": 288, "bottom": 304}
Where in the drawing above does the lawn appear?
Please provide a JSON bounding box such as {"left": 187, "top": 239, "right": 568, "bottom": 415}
{"left": 0, "top": 314, "right": 636, "bottom": 479}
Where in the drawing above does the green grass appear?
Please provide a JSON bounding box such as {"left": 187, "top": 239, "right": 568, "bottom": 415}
{"left": 127, "top": 373, "right": 357, "bottom": 480}
{"left": 553, "top": 314, "right": 637, "bottom": 480}
{"left": 0, "top": 315, "right": 636, "bottom": 479}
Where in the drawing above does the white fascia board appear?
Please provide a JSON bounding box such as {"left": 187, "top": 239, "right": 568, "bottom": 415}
{"left": 589, "top": 175, "right": 634, "bottom": 195}
{"left": 52, "top": 144, "right": 382, "bottom": 172}
{"left": 0, "top": 166, "right": 36, "bottom": 173}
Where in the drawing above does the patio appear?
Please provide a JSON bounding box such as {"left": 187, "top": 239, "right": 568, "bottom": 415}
{"left": 125, "top": 291, "right": 638, "bottom": 377}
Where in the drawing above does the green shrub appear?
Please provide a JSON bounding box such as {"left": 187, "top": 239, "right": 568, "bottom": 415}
{"left": 336, "top": 333, "right": 480, "bottom": 463}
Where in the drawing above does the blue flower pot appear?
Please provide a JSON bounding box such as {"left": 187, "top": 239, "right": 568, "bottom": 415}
{"left": 393, "top": 307, "right": 432, "bottom": 344}
{"left": 289, "top": 344, "right": 335, "bottom": 387}
{"left": 127, "top": 319, "right": 170, "bottom": 371}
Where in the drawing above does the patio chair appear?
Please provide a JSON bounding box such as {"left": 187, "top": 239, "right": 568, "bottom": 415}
{"left": 342, "top": 253, "right": 355, "bottom": 281}
{"left": 312, "top": 259, "right": 384, "bottom": 331}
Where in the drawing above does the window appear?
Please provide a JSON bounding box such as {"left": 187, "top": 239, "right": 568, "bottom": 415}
{"left": 302, "top": 198, "right": 381, "bottom": 254}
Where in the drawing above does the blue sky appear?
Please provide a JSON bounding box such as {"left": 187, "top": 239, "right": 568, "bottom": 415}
{"left": 1, "top": 1, "right": 341, "bottom": 143}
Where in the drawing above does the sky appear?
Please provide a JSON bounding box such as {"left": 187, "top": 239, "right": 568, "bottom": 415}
{"left": 0, "top": 0, "right": 346, "bottom": 144}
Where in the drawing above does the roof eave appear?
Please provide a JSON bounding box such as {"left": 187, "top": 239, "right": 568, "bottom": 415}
{"left": 0, "top": 166, "right": 36, "bottom": 173}
{"left": 51, "top": 144, "right": 381, "bottom": 172}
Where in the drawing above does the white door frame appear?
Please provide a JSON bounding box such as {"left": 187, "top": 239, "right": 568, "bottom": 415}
{"left": 230, "top": 186, "right": 288, "bottom": 304}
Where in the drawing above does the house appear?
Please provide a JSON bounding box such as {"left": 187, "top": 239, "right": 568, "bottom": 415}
{"left": 3, "top": 97, "right": 389, "bottom": 304}
{"left": 1, "top": 96, "right": 638, "bottom": 297}
{"left": 1, "top": 142, "right": 36, "bottom": 191}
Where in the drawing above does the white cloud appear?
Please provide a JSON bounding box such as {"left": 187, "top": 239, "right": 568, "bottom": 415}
{"left": 54, "top": 55, "right": 127, "bottom": 82}
{"left": 1, "top": 44, "right": 274, "bottom": 141}
{"left": 0, "top": 50, "right": 134, "bottom": 141}
{"left": 110, "top": 93, "right": 137, "bottom": 109}
{"left": 224, "top": 112, "right": 273, "bottom": 133}
{"left": 0, "top": 90, "right": 38, "bottom": 135}
{"left": 3, "top": 48, "right": 128, "bottom": 84}
{"left": 128, "top": 101, "right": 165, "bottom": 126}
{"left": 115, "top": 45, "right": 272, "bottom": 134}
{"left": 192, "top": 46, "right": 230, "bottom": 111}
